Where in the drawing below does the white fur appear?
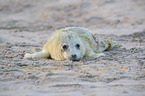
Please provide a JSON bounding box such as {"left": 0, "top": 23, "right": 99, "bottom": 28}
{"left": 24, "top": 27, "right": 121, "bottom": 61}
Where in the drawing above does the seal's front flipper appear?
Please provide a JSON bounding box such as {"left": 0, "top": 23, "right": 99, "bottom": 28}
{"left": 24, "top": 51, "right": 49, "bottom": 59}
{"left": 85, "top": 50, "right": 105, "bottom": 58}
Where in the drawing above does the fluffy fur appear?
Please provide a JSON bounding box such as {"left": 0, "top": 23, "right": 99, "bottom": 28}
{"left": 24, "top": 27, "right": 121, "bottom": 61}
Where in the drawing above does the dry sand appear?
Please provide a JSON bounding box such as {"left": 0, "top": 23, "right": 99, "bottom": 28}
{"left": 0, "top": 0, "right": 145, "bottom": 96}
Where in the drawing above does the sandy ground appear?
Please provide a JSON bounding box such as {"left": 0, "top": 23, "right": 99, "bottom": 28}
{"left": 0, "top": 0, "right": 145, "bottom": 96}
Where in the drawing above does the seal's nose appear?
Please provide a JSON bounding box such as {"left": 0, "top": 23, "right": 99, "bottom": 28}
{"left": 71, "top": 54, "right": 77, "bottom": 58}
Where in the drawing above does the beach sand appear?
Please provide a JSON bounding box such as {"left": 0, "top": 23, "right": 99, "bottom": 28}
{"left": 0, "top": 0, "right": 145, "bottom": 96}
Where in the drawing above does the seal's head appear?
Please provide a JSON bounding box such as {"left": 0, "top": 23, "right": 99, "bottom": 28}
{"left": 60, "top": 32, "right": 85, "bottom": 61}
{"left": 48, "top": 29, "right": 85, "bottom": 61}
{"left": 61, "top": 42, "right": 82, "bottom": 61}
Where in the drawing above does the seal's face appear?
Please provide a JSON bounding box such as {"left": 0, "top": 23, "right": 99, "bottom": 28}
{"left": 61, "top": 42, "right": 81, "bottom": 61}
{"left": 48, "top": 29, "right": 86, "bottom": 61}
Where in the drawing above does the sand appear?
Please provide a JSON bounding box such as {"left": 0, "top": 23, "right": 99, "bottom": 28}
{"left": 0, "top": 0, "right": 145, "bottom": 96}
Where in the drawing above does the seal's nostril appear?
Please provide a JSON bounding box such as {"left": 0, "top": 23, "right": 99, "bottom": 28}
{"left": 71, "top": 54, "right": 77, "bottom": 58}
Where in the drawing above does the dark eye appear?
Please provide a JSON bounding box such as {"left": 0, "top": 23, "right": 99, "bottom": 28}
{"left": 62, "top": 44, "right": 68, "bottom": 50}
{"left": 76, "top": 44, "right": 80, "bottom": 49}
